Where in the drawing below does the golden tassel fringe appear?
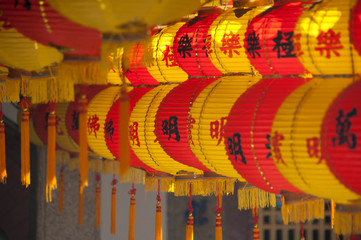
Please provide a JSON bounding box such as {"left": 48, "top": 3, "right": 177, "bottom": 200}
{"left": 46, "top": 112, "right": 57, "bottom": 202}
{"left": 174, "top": 179, "right": 204, "bottom": 196}
{"left": 21, "top": 110, "right": 30, "bottom": 187}
{"left": 238, "top": 187, "right": 276, "bottom": 211}
{"left": 58, "top": 61, "right": 107, "bottom": 85}
{"left": 1, "top": 79, "right": 20, "bottom": 102}
{"left": 0, "top": 121, "right": 6, "bottom": 183}
{"left": 155, "top": 202, "right": 162, "bottom": 240}
{"left": 186, "top": 215, "right": 194, "bottom": 240}
{"left": 202, "top": 178, "right": 236, "bottom": 196}
{"left": 281, "top": 198, "right": 324, "bottom": 225}
{"left": 111, "top": 185, "right": 117, "bottom": 234}
{"left": 146, "top": 176, "right": 175, "bottom": 193}
{"left": 58, "top": 169, "right": 64, "bottom": 213}
{"left": 79, "top": 95, "right": 88, "bottom": 188}
{"left": 334, "top": 209, "right": 361, "bottom": 235}
{"left": 96, "top": 184, "right": 101, "bottom": 228}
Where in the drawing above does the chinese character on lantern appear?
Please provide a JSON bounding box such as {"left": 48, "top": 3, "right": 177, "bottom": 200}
{"left": 187, "top": 115, "right": 195, "bottom": 146}
{"left": 272, "top": 31, "right": 296, "bottom": 58}
{"left": 220, "top": 31, "right": 242, "bottom": 58}
{"left": 227, "top": 132, "right": 246, "bottom": 164}
{"left": 162, "top": 116, "right": 181, "bottom": 142}
{"left": 71, "top": 110, "right": 79, "bottom": 130}
{"left": 14, "top": 0, "right": 31, "bottom": 10}
{"left": 44, "top": 113, "right": 64, "bottom": 135}
{"left": 265, "top": 134, "right": 272, "bottom": 159}
{"left": 129, "top": 122, "right": 140, "bottom": 147}
{"left": 202, "top": 34, "right": 213, "bottom": 57}
{"left": 293, "top": 33, "right": 303, "bottom": 57}
{"left": 87, "top": 114, "right": 100, "bottom": 138}
{"left": 104, "top": 118, "right": 114, "bottom": 143}
{"left": 246, "top": 31, "right": 261, "bottom": 59}
{"left": 306, "top": 137, "right": 325, "bottom": 164}
{"left": 210, "top": 117, "right": 227, "bottom": 146}
{"left": 315, "top": 29, "right": 343, "bottom": 58}
{"left": 162, "top": 45, "right": 178, "bottom": 67}
{"left": 177, "top": 34, "right": 193, "bottom": 58}
{"left": 332, "top": 108, "right": 357, "bottom": 150}
{"left": 271, "top": 131, "right": 287, "bottom": 166}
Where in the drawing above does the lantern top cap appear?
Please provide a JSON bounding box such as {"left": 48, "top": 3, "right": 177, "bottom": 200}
{"left": 233, "top": 0, "right": 274, "bottom": 8}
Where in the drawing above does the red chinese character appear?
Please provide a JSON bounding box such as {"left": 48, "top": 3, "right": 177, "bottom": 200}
{"left": 210, "top": 117, "right": 227, "bottom": 146}
{"left": 315, "top": 29, "right": 343, "bottom": 58}
{"left": 187, "top": 115, "right": 195, "bottom": 146}
{"left": 202, "top": 34, "right": 213, "bottom": 57}
{"left": 162, "top": 45, "right": 178, "bottom": 67}
{"left": 271, "top": 131, "right": 287, "bottom": 166}
{"left": 87, "top": 114, "right": 100, "bottom": 138}
{"left": 293, "top": 33, "right": 304, "bottom": 57}
{"left": 220, "top": 31, "right": 242, "bottom": 58}
{"left": 0, "top": 16, "right": 12, "bottom": 31}
{"left": 306, "top": 137, "right": 326, "bottom": 164}
{"left": 129, "top": 122, "right": 140, "bottom": 147}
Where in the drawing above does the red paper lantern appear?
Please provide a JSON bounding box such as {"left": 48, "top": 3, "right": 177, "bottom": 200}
{"left": 105, "top": 88, "right": 158, "bottom": 172}
{"left": 322, "top": 79, "right": 361, "bottom": 195}
{"left": 155, "top": 78, "right": 218, "bottom": 172}
{"left": 0, "top": 0, "right": 101, "bottom": 56}
{"left": 351, "top": 0, "right": 361, "bottom": 56}
{"left": 224, "top": 78, "right": 308, "bottom": 194}
{"left": 244, "top": 2, "right": 308, "bottom": 75}
{"left": 173, "top": 12, "right": 223, "bottom": 77}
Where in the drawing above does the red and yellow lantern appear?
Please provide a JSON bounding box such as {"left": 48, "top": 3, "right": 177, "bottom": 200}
{"left": 351, "top": 0, "right": 361, "bottom": 56}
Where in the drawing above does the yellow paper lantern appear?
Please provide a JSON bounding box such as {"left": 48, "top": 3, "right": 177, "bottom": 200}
{"left": 271, "top": 77, "right": 361, "bottom": 204}
{"left": 207, "top": 6, "right": 270, "bottom": 74}
{"left": 294, "top": 0, "right": 361, "bottom": 75}
{"left": 0, "top": 13, "right": 63, "bottom": 71}
{"left": 146, "top": 23, "right": 188, "bottom": 83}
{"left": 190, "top": 75, "right": 259, "bottom": 179}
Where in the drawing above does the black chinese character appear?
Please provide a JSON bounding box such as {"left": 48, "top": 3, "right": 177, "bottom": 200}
{"left": 104, "top": 119, "right": 114, "bottom": 143}
{"left": 272, "top": 31, "right": 296, "bottom": 58}
{"left": 14, "top": 0, "right": 31, "bottom": 10}
{"left": 265, "top": 134, "right": 272, "bottom": 159}
{"left": 227, "top": 132, "right": 246, "bottom": 164}
{"left": 246, "top": 31, "right": 261, "bottom": 58}
{"left": 71, "top": 110, "right": 79, "bottom": 130}
{"left": 177, "top": 34, "right": 193, "bottom": 58}
{"left": 332, "top": 108, "right": 357, "bottom": 150}
{"left": 162, "top": 116, "right": 180, "bottom": 142}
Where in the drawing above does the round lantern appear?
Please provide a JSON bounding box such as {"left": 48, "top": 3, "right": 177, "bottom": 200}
{"left": 224, "top": 78, "right": 307, "bottom": 194}
{"left": 322, "top": 79, "right": 361, "bottom": 196}
{"left": 271, "top": 77, "right": 361, "bottom": 204}
{"left": 294, "top": 0, "right": 361, "bottom": 75}
{"left": 207, "top": 6, "right": 270, "bottom": 75}
{"left": 146, "top": 23, "right": 188, "bottom": 83}
{"left": 173, "top": 11, "right": 223, "bottom": 77}
{"left": 105, "top": 88, "right": 159, "bottom": 173}
{"left": 47, "top": 0, "right": 205, "bottom": 36}
{"left": 350, "top": 0, "right": 361, "bottom": 56}
{"left": 189, "top": 75, "right": 259, "bottom": 180}
{"left": 0, "top": 13, "right": 63, "bottom": 71}
{"left": 129, "top": 84, "right": 202, "bottom": 176}
{"left": 0, "top": 0, "right": 101, "bottom": 56}
{"left": 244, "top": 2, "right": 308, "bottom": 76}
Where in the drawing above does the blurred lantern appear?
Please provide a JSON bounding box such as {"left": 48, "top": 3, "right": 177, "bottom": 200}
{"left": 294, "top": 0, "right": 361, "bottom": 75}
{"left": 322, "top": 80, "right": 361, "bottom": 196}
{"left": 244, "top": 2, "right": 308, "bottom": 76}
{"left": 129, "top": 84, "right": 203, "bottom": 192}
{"left": 145, "top": 22, "right": 189, "bottom": 83}
{"left": 47, "top": 0, "right": 206, "bottom": 38}
{"left": 271, "top": 77, "right": 361, "bottom": 204}
{"left": 225, "top": 78, "right": 306, "bottom": 194}
{"left": 351, "top": 0, "right": 361, "bottom": 56}
{"left": 0, "top": 0, "right": 101, "bottom": 57}
{"left": 107, "top": 50, "right": 132, "bottom": 85}
{"left": 207, "top": 5, "right": 271, "bottom": 75}
{"left": 190, "top": 75, "right": 259, "bottom": 180}
{"left": 0, "top": 12, "right": 63, "bottom": 71}
{"left": 173, "top": 9, "right": 223, "bottom": 77}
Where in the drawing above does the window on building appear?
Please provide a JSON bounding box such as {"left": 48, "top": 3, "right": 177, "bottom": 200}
{"left": 313, "top": 230, "right": 319, "bottom": 240}
{"left": 325, "top": 216, "right": 331, "bottom": 224}
{"left": 277, "top": 229, "right": 282, "bottom": 240}
{"left": 288, "top": 229, "right": 294, "bottom": 240}
{"left": 264, "top": 215, "right": 270, "bottom": 224}
{"left": 325, "top": 230, "right": 331, "bottom": 240}
{"left": 264, "top": 230, "right": 270, "bottom": 240}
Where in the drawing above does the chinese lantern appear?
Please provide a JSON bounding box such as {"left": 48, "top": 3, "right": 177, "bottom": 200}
{"left": 173, "top": 10, "right": 223, "bottom": 77}
{"left": 0, "top": 13, "right": 63, "bottom": 71}
{"left": 294, "top": 0, "right": 361, "bottom": 75}
{"left": 0, "top": 0, "right": 101, "bottom": 56}
{"left": 207, "top": 6, "right": 270, "bottom": 75}
{"left": 350, "top": 0, "right": 361, "bottom": 56}
{"left": 322, "top": 79, "right": 361, "bottom": 196}
{"left": 189, "top": 75, "right": 259, "bottom": 180}
{"left": 244, "top": 2, "right": 308, "bottom": 76}
{"left": 271, "top": 77, "right": 361, "bottom": 204}
{"left": 224, "top": 78, "right": 307, "bottom": 194}
{"left": 146, "top": 22, "right": 188, "bottom": 83}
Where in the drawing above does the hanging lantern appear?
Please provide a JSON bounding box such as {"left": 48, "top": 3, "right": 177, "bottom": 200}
{"left": 294, "top": 0, "right": 361, "bottom": 75}
{"left": 207, "top": 5, "right": 271, "bottom": 75}
{"left": 225, "top": 78, "right": 307, "bottom": 194}
{"left": 322, "top": 79, "right": 361, "bottom": 196}
{"left": 244, "top": 2, "right": 309, "bottom": 76}
{"left": 271, "top": 77, "right": 361, "bottom": 204}
{"left": 145, "top": 22, "right": 189, "bottom": 83}
{"left": 0, "top": 0, "right": 101, "bottom": 57}
{"left": 173, "top": 10, "right": 223, "bottom": 77}
{"left": 0, "top": 13, "right": 63, "bottom": 71}
{"left": 107, "top": 49, "right": 132, "bottom": 85}
{"left": 351, "top": 0, "right": 361, "bottom": 56}
{"left": 189, "top": 75, "right": 259, "bottom": 180}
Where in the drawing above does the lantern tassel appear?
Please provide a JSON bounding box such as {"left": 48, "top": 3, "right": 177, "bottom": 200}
{"left": 331, "top": 200, "right": 336, "bottom": 229}
{"left": 186, "top": 183, "right": 194, "bottom": 240}
{"left": 252, "top": 201, "right": 259, "bottom": 240}
{"left": 119, "top": 85, "right": 130, "bottom": 177}
{"left": 111, "top": 178, "right": 117, "bottom": 234}
{"left": 214, "top": 183, "right": 224, "bottom": 240}
{"left": 128, "top": 183, "right": 136, "bottom": 240}
{"left": 78, "top": 180, "right": 84, "bottom": 226}
{"left": 46, "top": 102, "right": 57, "bottom": 202}
{"left": 96, "top": 174, "right": 101, "bottom": 229}
{"left": 79, "top": 89, "right": 88, "bottom": 188}
{"left": 155, "top": 180, "right": 162, "bottom": 240}
{"left": 58, "top": 165, "right": 64, "bottom": 213}
{"left": 19, "top": 98, "right": 31, "bottom": 187}
{"left": 0, "top": 103, "right": 6, "bottom": 183}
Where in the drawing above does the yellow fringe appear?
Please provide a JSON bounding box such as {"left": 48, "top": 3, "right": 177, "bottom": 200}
{"left": 29, "top": 77, "right": 48, "bottom": 103}
{"left": 202, "top": 178, "right": 236, "bottom": 196}
{"left": 281, "top": 198, "right": 324, "bottom": 225}
{"left": 237, "top": 187, "right": 277, "bottom": 211}
{"left": 0, "top": 121, "right": 6, "bottom": 183}
{"left": 146, "top": 176, "right": 175, "bottom": 193}
{"left": 21, "top": 110, "right": 30, "bottom": 187}
{"left": 46, "top": 112, "right": 57, "bottom": 202}
{"left": 334, "top": 209, "right": 361, "bottom": 235}
{"left": 55, "top": 150, "right": 71, "bottom": 165}
{"left": 0, "top": 79, "right": 20, "bottom": 102}
{"left": 174, "top": 179, "right": 204, "bottom": 196}
{"left": 58, "top": 61, "right": 107, "bottom": 85}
